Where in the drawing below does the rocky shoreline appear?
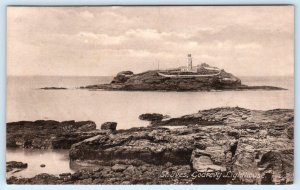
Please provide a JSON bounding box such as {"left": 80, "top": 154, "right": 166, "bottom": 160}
{"left": 7, "top": 120, "right": 100, "bottom": 149}
{"left": 79, "top": 70, "right": 285, "bottom": 91}
{"left": 6, "top": 107, "right": 293, "bottom": 184}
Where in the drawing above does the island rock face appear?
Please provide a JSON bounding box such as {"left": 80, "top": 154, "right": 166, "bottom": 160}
{"left": 81, "top": 66, "right": 284, "bottom": 91}
{"left": 82, "top": 70, "right": 242, "bottom": 91}
{"left": 67, "top": 107, "right": 293, "bottom": 184}
{"left": 6, "top": 120, "right": 101, "bottom": 149}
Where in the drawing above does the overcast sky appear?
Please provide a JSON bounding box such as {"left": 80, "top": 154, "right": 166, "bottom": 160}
{"left": 7, "top": 6, "right": 294, "bottom": 76}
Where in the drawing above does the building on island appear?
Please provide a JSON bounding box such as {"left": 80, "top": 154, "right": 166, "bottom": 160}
{"left": 180, "top": 54, "right": 208, "bottom": 73}
{"left": 187, "top": 54, "right": 193, "bottom": 71}
{"left": 158, "top": 53, "right": 222, "bottom": 78}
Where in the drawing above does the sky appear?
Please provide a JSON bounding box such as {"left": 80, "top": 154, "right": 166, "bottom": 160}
{"left": 7, "top": 6, "right": 294, "bottom": 76}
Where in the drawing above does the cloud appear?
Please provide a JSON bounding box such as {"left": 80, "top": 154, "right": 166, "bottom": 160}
{"left": 77, "top": 32, "right": 126, "bottom": 45}
{"left": 235, "top": 43, "right": 262, "bottom": 50}
{"left": 128, "top": 49, "right": 152, "bottom": 57}
{"left": 7, "top": 6, "right": 294, "bottom": 76}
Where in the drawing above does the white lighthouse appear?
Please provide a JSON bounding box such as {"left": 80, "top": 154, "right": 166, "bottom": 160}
{"left": 187, "top": 54, "right": 193, "bottom": 71}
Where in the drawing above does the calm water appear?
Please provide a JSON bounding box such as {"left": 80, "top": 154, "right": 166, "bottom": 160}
{"left": 7, "top": 75, "right": 294, "bottom": 129}
{"left": 6, "top": 148, "right": 73, "bottom": 178}
{"left": 6, "top": 75, "right": 294, "bottom": 178}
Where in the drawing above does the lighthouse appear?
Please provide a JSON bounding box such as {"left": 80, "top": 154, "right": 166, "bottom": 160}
{"left": 187, "top": 54, "right": 193, "bottom": 71}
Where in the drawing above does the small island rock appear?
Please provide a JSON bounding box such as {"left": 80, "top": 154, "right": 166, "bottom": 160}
{"left": 139, "top": 113, "right": 164, "bottom": 121}
{"left": 101, "top": 122, "right": 117, "bottom": 131}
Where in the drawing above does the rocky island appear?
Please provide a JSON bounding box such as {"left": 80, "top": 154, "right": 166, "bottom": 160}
{"left": 6, "top": 107, "right": 293, "bottom": 184}
{"left": 80, "top": 54, "right": 285, "bottom": 91}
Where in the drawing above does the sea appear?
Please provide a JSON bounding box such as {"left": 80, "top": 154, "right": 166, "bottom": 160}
{"left": 6, "top": 75, "right": 294, "bottom": 178}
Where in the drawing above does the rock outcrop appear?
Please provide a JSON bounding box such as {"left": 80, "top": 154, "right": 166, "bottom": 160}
{"left": 139, "top": 113, "right": 166, "bottom": 121}
{"left": 6, "top": 161, "right": 28, "bottom": 173}
{"left": 67, "top": 107, "right": 293, "bottom": 184}
{"left": 6, "top": 120, "right": 100, "bottom": 149}
{"left": 100, "top": 122, "right": 117, "bottom": 131}
{"left": 7, "top": 164, "right": 192, "bottom": 184}
{"left": 6, "top": 107, "right": 294, "bottom": 184}
{"left": 80, "top": 69, "right": 285, "bottom": 91}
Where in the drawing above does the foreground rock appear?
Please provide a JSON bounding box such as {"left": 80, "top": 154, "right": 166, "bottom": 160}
{"left": 67, "top": 107, "right": 293, "bottom": 184}
{"left": 100, "top": 122, "right": 117, "bottom": 131}
{"left": 7, "top": 163, "right": 192, "bottom": 184}
{"left": 7, "top": 107, "right": 294, "bottom": 184}
{"left": 80, "top": 69, "right": 285, "bottom": 91}
{"left": 6, "top": 161, "right": 28, "bottom": 173}
{"left": 6, "top": 120, "right": 101, "bottom": 149}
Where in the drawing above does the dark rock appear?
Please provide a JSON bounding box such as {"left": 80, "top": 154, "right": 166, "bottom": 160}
{"left": 59, "top": 173, "right": 71, "bottom": 177}
{"left": 40, "top": 87, "right": 67, "bottom": 90}
{"left": 139, "top": 113, "right": 164, "bottom": 121}
{"left": 68, "top": 107, "right": 293, "bottom": 185}
{"left": 7, "top": 173, "right": 61, "bottom": 184}
{"left": 75, "top": 121, "right": 97, "bottom": 131}
{"left": 194, "top": 142, "right": 207, "bottom": 150}
{"left": 40, "top": 164, "right": 46, "bottom": 167}
{"left": 7, "top": 107, "right": 294, "bottom": 185}
{"left": 101, "top": 122, "right": 117, "bottom": 131}
{"left": 227, "top": 130, "right": 240, "bottom": 139}
{"left": 112, "top": 164, "right": 127, "bottom": 172}
{"left": 258, "top": 150, "right": 293, "bottom": 184}
{"left": 286, "top": 126, "right": 294, "bottom": 139}
{"left": 111, "top": 71, "right": 134, "bottom": 84}
{"left": 28, "top": 173, "right": 59, "bottom": 184}
{"left": 6, "top": 161, "right": 28, "bottom": 172}
{"left": 6, "top": 120, "right": 99, "bottom": 149}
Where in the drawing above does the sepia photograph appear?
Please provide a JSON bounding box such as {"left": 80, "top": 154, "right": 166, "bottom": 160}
{"left": 6, "top": 5, "right": 294, "bottom": 184}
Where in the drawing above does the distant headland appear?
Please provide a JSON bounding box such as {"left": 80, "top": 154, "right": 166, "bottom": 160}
{"left": 79, "top": 54, "right": 285, "bottom": 91}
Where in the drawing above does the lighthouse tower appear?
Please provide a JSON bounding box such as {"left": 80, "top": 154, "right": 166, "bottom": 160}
{"left": 187, "top": 54, "right": 193, "bottom": 71}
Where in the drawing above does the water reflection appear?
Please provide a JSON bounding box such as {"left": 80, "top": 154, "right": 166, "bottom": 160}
{"left": 6, "top": 148, "right": 75, "bottom": 178}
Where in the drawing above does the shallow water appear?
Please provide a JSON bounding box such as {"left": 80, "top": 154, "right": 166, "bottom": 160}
{"left": 6, "top": 148, "right": 74, "bottom": 178}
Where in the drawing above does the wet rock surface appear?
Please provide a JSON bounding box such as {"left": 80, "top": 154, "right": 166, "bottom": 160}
{"left": 7, "top": 107, "right": 294, "bottom": 184}
{"left": 6, "top": 120, "right": 100, "bottom": 149}
{"left": 80, "top": 70, "right": 284, "bottom": 91}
